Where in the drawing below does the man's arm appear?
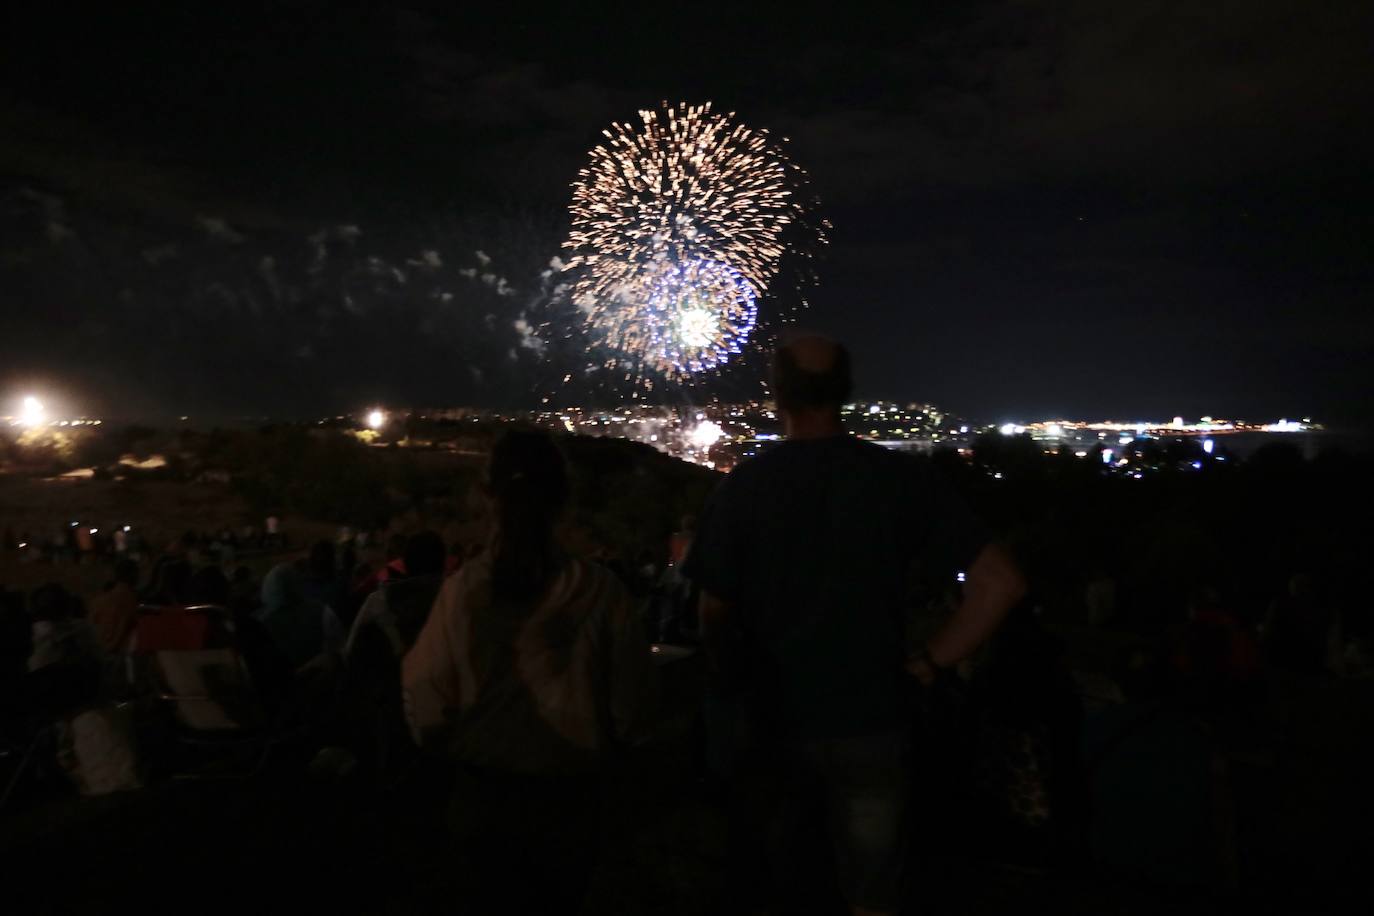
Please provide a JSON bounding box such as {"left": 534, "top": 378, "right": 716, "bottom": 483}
{"left": 910, "top": 542, "right": 1026, "bottom": 684}
{"left": 608, "top": 586, "right": 660, "bottom": 747}
{"left": 699, "top": 589, "right": 733, "bottom": 680}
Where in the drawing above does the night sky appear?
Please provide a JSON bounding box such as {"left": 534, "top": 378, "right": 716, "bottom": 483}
{"left": 2, "top": 2, "right": 1371, "bottom": 427}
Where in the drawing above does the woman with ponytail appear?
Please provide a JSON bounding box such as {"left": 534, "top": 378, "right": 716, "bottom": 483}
{"left": 402, "top": 430, "right": 657, "bottom": 911}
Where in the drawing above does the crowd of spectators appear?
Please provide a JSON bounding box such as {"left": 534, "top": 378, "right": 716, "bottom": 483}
{"left": 3, "top": 518, "right": 295, "bottom": 571}
{"left": 2, "top": 342, "right": 1368, "bottom": 914}
{"left": 1, "top": 465, "right": 1361, "bottom": 912}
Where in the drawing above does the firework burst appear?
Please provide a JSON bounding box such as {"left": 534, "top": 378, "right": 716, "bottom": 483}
{"left": 564, "top": 101, "right": 825, "bottom": 384}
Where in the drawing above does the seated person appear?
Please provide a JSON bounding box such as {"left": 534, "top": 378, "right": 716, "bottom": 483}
{"left": 346, "top": 530, "right": 447, "bottom": 662}
{"left": 0, "top": 589, "right": 35, "bottom": 729}
{"left": 257, "top": 563, "right": 343, "bottom": 672}
{"left": 344, "top": 530, "right": 447, "bottom": 775}
{"left": 88, "top": 559, "right": 140, "bottom": 654}
{"left": 187, "top": 566, "right": 291, "bottom": 710}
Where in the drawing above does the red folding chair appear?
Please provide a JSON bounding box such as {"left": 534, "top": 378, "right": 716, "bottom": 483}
{"left": 132, "top": 605, "right": 275, "bottom": 776}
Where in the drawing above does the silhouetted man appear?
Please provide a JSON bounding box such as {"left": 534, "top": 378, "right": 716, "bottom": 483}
{"left": 686, "top": 335, "right": 1025, "bottom": 916}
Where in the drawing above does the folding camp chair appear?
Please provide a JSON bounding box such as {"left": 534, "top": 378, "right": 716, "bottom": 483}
{"left": 0, "top": 724, "right": 54, "bottom": 809}
{"left": 131, "top": 604, "right": 279, "bottom": 778}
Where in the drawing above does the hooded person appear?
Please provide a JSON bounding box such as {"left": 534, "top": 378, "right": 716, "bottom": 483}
{"left": 258, "top": 562, "right": 343, "bottom": 672}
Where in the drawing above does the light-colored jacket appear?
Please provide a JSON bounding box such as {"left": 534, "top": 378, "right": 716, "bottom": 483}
{"left": 402, "top": 555, "right": 657, "bottom": 774}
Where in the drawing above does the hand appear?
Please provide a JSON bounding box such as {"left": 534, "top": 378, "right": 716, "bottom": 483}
{"left": 905, "top": 654, "right": 938, "bottom": 688}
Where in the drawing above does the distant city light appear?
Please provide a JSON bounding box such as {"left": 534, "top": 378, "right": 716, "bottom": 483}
{"left": 298, "top": 402, "right": 1324, "bottom": 472}
{"left": 956, "top": 571, "right": 967, "bottom": 583}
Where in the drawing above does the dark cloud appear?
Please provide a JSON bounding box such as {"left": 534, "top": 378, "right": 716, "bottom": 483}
{"left": 780, "top": 0, "right": 1374, "bottom": 201}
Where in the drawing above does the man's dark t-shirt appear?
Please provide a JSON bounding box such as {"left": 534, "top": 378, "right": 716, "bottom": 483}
{"left": 684, "top": 435, "right": 988, "bottom": 739}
